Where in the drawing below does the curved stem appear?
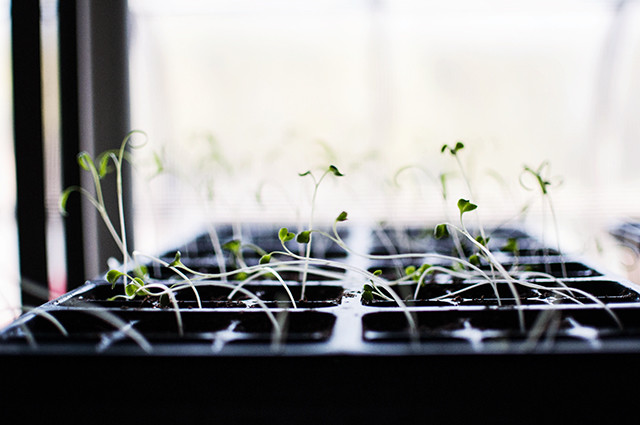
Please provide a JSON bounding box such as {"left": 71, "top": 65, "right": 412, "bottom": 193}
{"left": 545, "top": 194, "right": 568, "bottom": 278}
{"left": 155, "top": 281, "right": 282, "bottom": 340}
{"left": 227, "top": 266, "right": 297, "bottom": 308}
{"left": 133, "top": 251, "right": 202, "bottom": 308}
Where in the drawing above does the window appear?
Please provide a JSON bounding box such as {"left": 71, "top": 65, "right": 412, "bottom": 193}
{"left": 128, "top": 0, "right": 640, "bottom": 260}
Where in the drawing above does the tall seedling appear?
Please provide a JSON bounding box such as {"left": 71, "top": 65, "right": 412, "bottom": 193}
{"left": 60, "top": 131, "right": 145, "bottom": 272}
{"left": 296, "top": 165, "right": 344, "bottom": 300}
{"left": 441, "top": 142, "right": 489, "bottom": 246}
{"left": 521, "top": 161, "right": 567, "bottom": 278}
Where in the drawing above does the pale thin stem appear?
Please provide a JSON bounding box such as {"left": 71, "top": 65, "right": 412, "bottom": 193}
{"left": 227, "top": 266, "right": 297, "bottom": 308}
{"left": 545, "top": 194, "right": 568, "bottom": 278}
{"left": 159, "top": 281, "right": 282, "bottom": 340}
{"left": 133, "top": 251, "right": 202, "bottom": 308}
{"left": 454, "top": 154, "right": 487, "bottom": 243}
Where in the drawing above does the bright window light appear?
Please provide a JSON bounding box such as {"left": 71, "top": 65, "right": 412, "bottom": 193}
{"left": 128, "top": 0, "right": 640, "bottom": 263}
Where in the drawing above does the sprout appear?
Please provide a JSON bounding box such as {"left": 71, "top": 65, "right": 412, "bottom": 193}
{"left": 106, "top": 270, "right": 125, "bottom": 287}
{"left": 296, "top": 231, "right": 311, "bottom": 244}
{"left": 457, "top": 198, "right": 478, "bottom": 216}
{"left": 336, "top": 211, "right": 348, "bottom": 222}
{"left": 441, "top": 141, "right": 465, "bottom": 156}
{"left": 278, "top": 227, "right": 295, "bottom": 243}
{"left": 328, "top": 164, "right": 344, "bottom": 177}
{"left": 259, "top": 254, "right": 272, "bottom": 265}
{"left": 222, "top": 239, "right": 242, "bottom": 254}
{"left": 502, "top": 238, "right": 519, "bottom": 254}
{"left": 434, "top": 223, "right": 449, "bottom": 239}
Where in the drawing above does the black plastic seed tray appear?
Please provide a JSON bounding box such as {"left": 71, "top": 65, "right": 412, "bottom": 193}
{"left": 3, "top": 223, "right": 640, "bottom": 354}
{"left": 2, "top": 223, "right": 640, "bottom": 423}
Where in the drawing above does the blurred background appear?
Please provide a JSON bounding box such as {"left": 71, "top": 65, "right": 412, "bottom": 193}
{"left": 2, "top": 0, "right": 640, "bottom": 324}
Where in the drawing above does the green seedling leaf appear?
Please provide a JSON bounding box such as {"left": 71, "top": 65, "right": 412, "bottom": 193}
{"left": 441, "top": 141, "right": 465, "bottom": 156}
{"left": 125, "top": 283, "right": 139, "bottom": 297}
{"left": 372, "top": 269, "right": 382, "bottom": 277}
{"left": 434, "top": 223, "right": 449, "bottom": 239}
{"left": 439, "top": 173, "right": 448, "bottom": 200}
{"left": 236, "top": 272, "right": 248, "bottom": 281}
{"left": 415, "top": 264, "right": 432, "bottom": 283}
{"left": 59, "top": 186, "right": 78, "bottom": 216}
{"left": 259, "top": 254, "right": 272, "bottom": 265}
{"left": 152, "top": 151, "right": 165, "bottom": 174}
{"left": 336, "top": 211, "right": 348, "bottom": 222}
{"left": 457, "top": 198, "right": 478, "bottom": 216}
{"left": 452, "top": 262, "right": 464, "bottom": 272}
{"left": 222, "top": 239, "right": 242, "bottom": 254}
{"left": 475, "top": 235, "right": 489, "bottom": 247}
{"left": 298, "top": 170, "right": 311, "bottom": 177}
{"left": 362, "top": 284, "right": 374, "bottom": 302}
{"left": 133, "top": 265, "right": 148, "bottom": 279}
{"left": 409, "top": 264, "right": 429, "bottom": 281}
{"left": 106, "top": 270, "right": 125, "bottom": 286}
{"left": 328, "top": 165, "right": 344, "bottom": 177}
{"left": 502, "top": 238, "right": 519, "bottom": 254}
{"left": 296, "top": 231, "right": 311, "bottom": 244}
{"left": 278, "top": 227, "right": 295, "bottom": 243}
{"left": 98, "top": 153, "right": 111, "bottom": 178}
{"left": 522, "top": 163, "right": 552, "bottom": 195}
{"left": 168, "top": 251, "right": 183, "bottom": 268}
{"left": 77, "top": 152, "right": 93, "bottom": 171}
{"left": 469, "top": 254, "right": 480, "bottom": 266}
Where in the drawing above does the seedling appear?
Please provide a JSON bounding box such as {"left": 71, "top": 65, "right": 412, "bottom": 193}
{"left": 59, "top": 133, "right": 207, "bottom": 338}
{"left": 521, "top": 161, "right": 567, "bottom": 277}
{"left": 60, "top": 131, "right": 149, "bottom": 282}
{"left": 431, "top": 199, "right": 527, "bottom": 326}
{"left": 296, "top": 165, "right": 344, "bottom": 300}
{"left": 441, "top": 142, "right": 490, "bottom": 249}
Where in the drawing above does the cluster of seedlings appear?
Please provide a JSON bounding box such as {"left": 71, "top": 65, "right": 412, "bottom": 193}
{"left": 2, "top": 133, "right": 640, "bottom": 354}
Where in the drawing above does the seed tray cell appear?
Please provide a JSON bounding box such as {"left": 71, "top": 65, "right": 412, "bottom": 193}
{"left": 363, "top": 279, "right": 640, "bottom": 307}
{"left": 2, "top": 309, "right": 336, "bottom": 347}
{"left": 59, "top": 281, "right": 345, "bottom": 309}
{"left": 361, "top": 307, "right": 630, "bottom": 343}
{"left": 366, "top": 258, "right": 601, "bottom": 283}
